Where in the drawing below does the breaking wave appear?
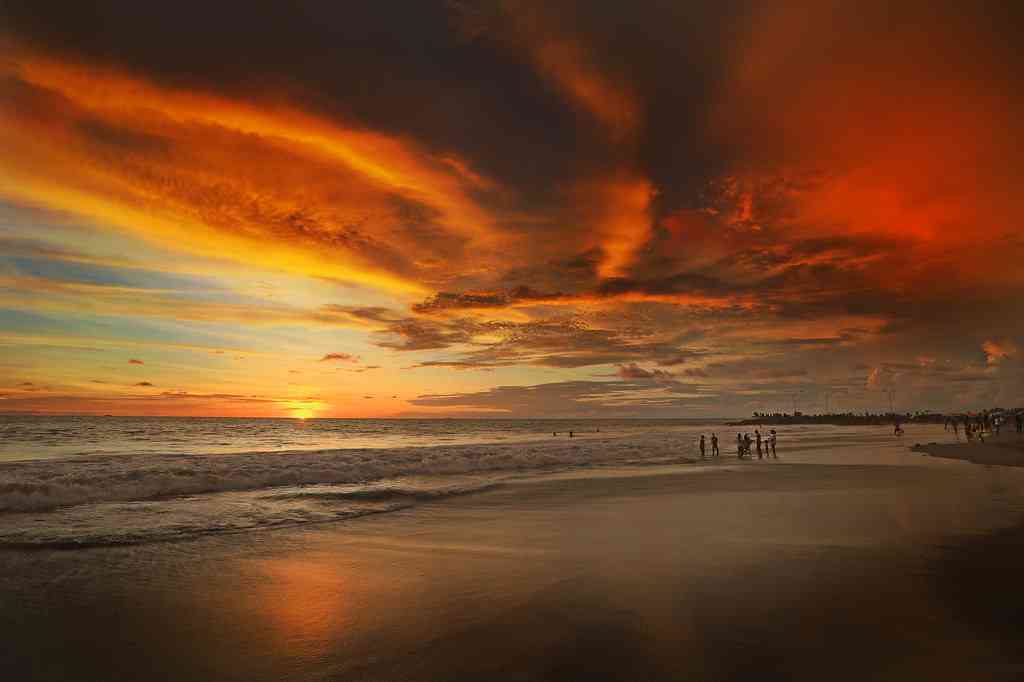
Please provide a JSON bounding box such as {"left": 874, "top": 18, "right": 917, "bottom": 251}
{"left": 0, "top": 433, "right": 695, "bottom": 547}
{"left": 0, "top": 435, "right": 690, "bottom": 514}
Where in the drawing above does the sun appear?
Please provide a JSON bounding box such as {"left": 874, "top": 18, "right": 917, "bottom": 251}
{"left": 283, "top": 400, "right": 325, "bottom": 420}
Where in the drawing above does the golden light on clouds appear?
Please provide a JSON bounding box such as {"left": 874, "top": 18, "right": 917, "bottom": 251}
{"left": 1, "top": 52, "right": 515, "bottom": 295}
{"left": 1, "top": 0, "right": 1022, "bottom": 416}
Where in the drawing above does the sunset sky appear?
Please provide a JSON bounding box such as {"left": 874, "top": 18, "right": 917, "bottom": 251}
{"left": 1, "top": 0, "right": 1022, "bottom": 418}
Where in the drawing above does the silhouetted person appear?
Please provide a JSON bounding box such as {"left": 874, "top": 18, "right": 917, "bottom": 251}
{"left": 736, "top": 433, "right": 744, "bottom": 459}
{"left": 755, "top": 430, "right": 763, "bottom": 459}
{"left": 711, "top": 433, "right": 719, "bottom": 457}
{"left": 769, "top": 429, "right": 777, "bottom": 458}
{"left": 569, "top": 431, "right": 574, "bottom": 438}
{"left": 699, "top": 434, "right": 706, "bottom": 459}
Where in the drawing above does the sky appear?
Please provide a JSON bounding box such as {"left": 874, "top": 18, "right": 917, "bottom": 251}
{"left": 0, "top": 0, "right": 1022, "bottom": 418}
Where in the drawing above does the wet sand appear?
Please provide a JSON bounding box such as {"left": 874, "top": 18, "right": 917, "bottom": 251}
{"left": 913, "top": 436, "right": 1024, "bottom": 466}
{"left": 5, "top": 428, "right": 1024, "bottom": 680}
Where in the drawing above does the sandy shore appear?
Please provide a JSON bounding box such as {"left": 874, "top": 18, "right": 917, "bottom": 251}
{"left": 5, "top": 427, "right": 1024, "bottom": 680}
{"left": 912, "top": 437, "right": 1024, "bottom": 466}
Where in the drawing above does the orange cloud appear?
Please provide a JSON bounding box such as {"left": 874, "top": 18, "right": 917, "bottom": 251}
{"left": 459, "top": 1, "right": 653, "bottom": 279}
{"left": 707, "top": 0, "right": 1024, "bottom": 294}
{"left": 579, "top": 172, "right": 655, "bottom": 279}
{"left": 1, "top": 51, "right": 512, "bottom": 295}
{"left": 983, "top": 340, "right": 1019, "bottom": 366}
{"left": 527, "top": 35, "right": 640, "bottom": 139}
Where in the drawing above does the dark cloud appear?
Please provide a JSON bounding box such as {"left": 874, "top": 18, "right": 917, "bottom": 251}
{"left": 390, "top": 314, "right": 710, "bottom": 371}
{"left": 319, "top": 353, "right": 358, "bottom": 363}
{"left": 412, "top": 285, "right": 567, "bottom": 313}
{"left": 128, "top": 359, "right": 144, "bottom": 364}
{"left": 408, "top": 378, "right": 714, "bottom": 417}
{"left": 615, "top": 363, "right": 673, "bottom": 381}
{"left": 376, "top": 319, "right": 478, "bottom": 351}
{"left": 317, "top": 305, "right": 404, "bottom": 325}
{"left": 134, "top": 381, "right": 153, "bottom": 387}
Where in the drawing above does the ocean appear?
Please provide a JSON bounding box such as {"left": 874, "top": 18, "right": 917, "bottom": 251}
{"left": 0, "top": 415, "right": 718, "bottom": 461}
{"left": 0, "top": 415, "right": 722, "bottom": 547}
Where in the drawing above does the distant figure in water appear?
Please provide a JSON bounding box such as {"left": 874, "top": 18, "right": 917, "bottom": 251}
{"left": 755, "top": 430, "right": 763, "bottom": 459}
{"left": 699, "top": 434, "right": 706, "bottom": 459}
{"left": 736, "top": 433, "right": 744, "bottom": 459}
{"left": 569, "top": 431, "right": 574, "bottom": 438}
{"left": 769, "top": 429, "right": 777, "bottom": 458}
{"left": 711, "top": 433, "right": 719, "bottom": 458}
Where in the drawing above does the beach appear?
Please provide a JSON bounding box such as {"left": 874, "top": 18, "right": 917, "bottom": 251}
{"left": 913, "top": 437, "right": 1024, "bottom": 467}
{"left": 5, "top": 424, "right": 1024, "bottom": 680}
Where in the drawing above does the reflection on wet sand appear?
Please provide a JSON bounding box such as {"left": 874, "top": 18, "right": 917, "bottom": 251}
{"left": 5, "top": 428, "right": 1024, "bottom": 680}
{"left": 244, "top": 558, "right": 353, "bottom": 658}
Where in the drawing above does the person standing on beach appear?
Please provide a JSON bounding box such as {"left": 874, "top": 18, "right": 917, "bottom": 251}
{"left": 755, "top": 430, "right": 763, "bottom": 459}
{"left": 711, "top": 433, "right": 719, "bottom": 458}
{"left": 736, "top": 433, "right": 744, "bottom": 459}
{"left": 699, "top": 434, "right": 706, "bottom": 459}
{"left": 770, "top": 429, "right": 778, "bottom": 458}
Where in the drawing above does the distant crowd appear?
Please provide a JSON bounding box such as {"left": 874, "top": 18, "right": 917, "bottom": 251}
{"left": 697, "top": 429, "right": 778, "bottom": 460}
{"left": 945, "top": 411, "right": 1024, "bottom": 443}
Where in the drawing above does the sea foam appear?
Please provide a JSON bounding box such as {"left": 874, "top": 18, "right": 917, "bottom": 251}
{"left": 0, "top": 434, "right": 690, "bottom": 513}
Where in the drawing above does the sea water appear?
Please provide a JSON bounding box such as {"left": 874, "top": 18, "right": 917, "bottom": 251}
{"left": 0, "top": 417, "right": 942, "bottom": 548}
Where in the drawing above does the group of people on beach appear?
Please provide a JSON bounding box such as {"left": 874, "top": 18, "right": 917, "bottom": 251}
{"left": 698, "top": 430, "right": 777, "bottom": 460}
{"left": 945, "top": 411, "right": 1023, "bottom": 442}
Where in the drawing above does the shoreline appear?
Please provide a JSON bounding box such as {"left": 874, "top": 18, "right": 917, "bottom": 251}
{"left": 5, "top": 433, "right": 1024, "bottom": 680}
{"left": 912, "top": 438, "right": 1024, "bottom": 467}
